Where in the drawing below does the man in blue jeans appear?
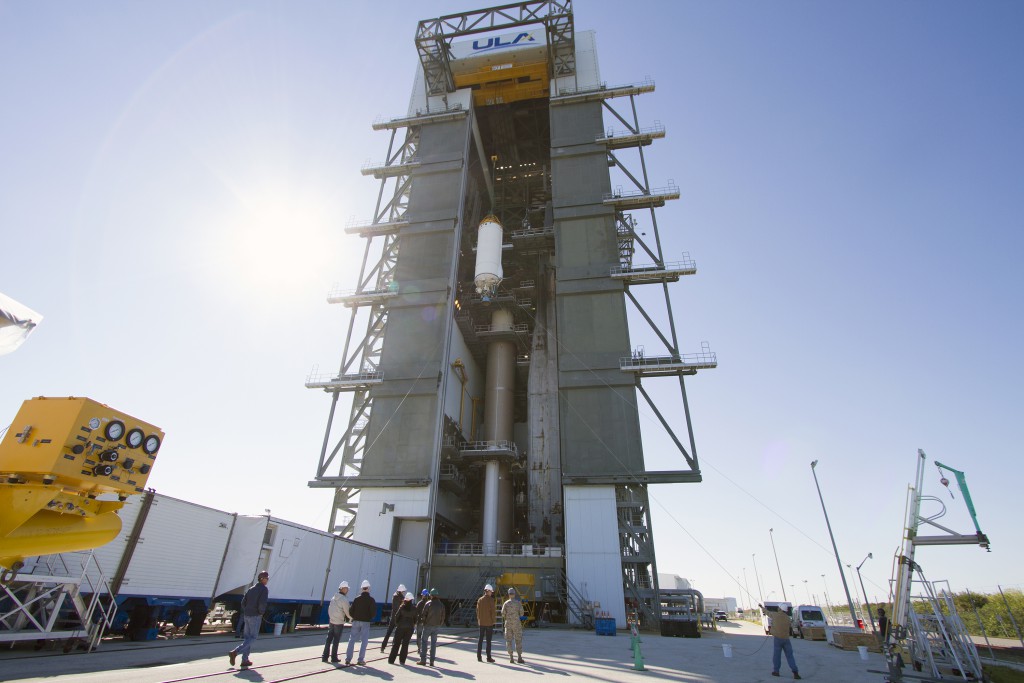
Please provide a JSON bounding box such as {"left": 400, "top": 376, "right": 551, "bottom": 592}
{"left": 768, "top": 605, "right": 801, "bottom": 679}
{"left": 229, "top": 571, "right": 269, "bottom": 669}
{"left": 346, "top": 580, "right": 375, "bottom": 666}
{"left": 417, "top": 588, "right": 445, "bottom": 667}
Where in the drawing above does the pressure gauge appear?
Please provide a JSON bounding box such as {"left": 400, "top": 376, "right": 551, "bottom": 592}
{"left": 126, "top": 428, "right": 145, "bottom": 449}
{"left": 105, "top": 420, "right": 126, "bottom": 441}
{"left": 88, "top": 417, "right": 101, "bottom": 430}
{"left": 143, "top": 435, "right": 161, "bottom": 455}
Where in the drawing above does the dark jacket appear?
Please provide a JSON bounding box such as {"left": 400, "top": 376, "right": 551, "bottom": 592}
{"left": 394, "top": 601, "right": 418, "bottom": 629}
{"left": 241, "top": 582, "right": 268, "bottom": 617}
{"left": 415, "top": 596, "right": 429, "bottom": 625}
{"left": 389, "top": 590, "right": 404, "bottom": 623}
{"left": 350, "top": 591, "right": 376, "bottom": 622}
{"left": 420, "top": 598, "right": 446, "bottom": 627}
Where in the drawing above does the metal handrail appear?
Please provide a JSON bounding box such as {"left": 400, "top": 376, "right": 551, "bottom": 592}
{"left": 620, "top": 351, "right": 718, "bottom": 369}
{"left": 599, "top": 121, "right": 665, "bottom": 140}
{"left": 610, "top": 256, "right": 695, "bottom": 277}
{"left": 604, "top": 182, "right": 679, "bottom": 201}
{"left": 434, "top": 542, "right": 563, "bottom": 556}
{"left": 556, "top": 78, "right": 655, "bottom": 97}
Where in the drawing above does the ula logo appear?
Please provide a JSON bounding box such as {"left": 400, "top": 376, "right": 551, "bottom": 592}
{"left": 473, "top": 32, "right": 536, "bottom": 51}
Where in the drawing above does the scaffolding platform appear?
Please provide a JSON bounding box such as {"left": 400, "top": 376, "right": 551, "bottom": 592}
{"left": 360, "top": 158, "right": 421, "bottom": 179}
{"left": 596, "top": 122, "right": 665, "bottom": 149}
{"left": 611, "top": 255, "right": 696, "bottom": 283}
{"left": 344, "top": 218, "right": 409, "bottom": 236}
{"left": 552, "top": 79, "right": 656, "bottom": 105}
{"left": 371, "top": 105, "right": 467, "bottom": 130}
{"left": 305, "top": 369, "right": 383, "bottom": 391}
{"left": 458, "top": 440, "right": 520, "bottom": 464}
{"left": 620, "top": 346, "right": 717, "bottom": 377}
{"left": 326, "top": 287, "right": 399, "bottom": 307}
{"left": 603, "top": 183, "right": 680, "bottom": 210}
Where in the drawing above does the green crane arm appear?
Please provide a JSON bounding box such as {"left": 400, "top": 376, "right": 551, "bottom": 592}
{"left": 934, "top": 460, "right": 984, "bottom": 536}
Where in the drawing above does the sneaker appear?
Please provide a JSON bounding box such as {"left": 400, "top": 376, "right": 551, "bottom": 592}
{"left": 229, "top": 651, "right": 237, "bottom": 666}
{"left": 357, "top": 660, "right": 366, "bottom": 666}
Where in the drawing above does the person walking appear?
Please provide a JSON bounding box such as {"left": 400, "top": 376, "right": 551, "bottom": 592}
{"left": 476, "top": 584, "right": 496, "bottom": 662}
{"left": 414, "top": 588, "right": 430, "bottom": 663}
{"left": 417, "top": 588, "right": 445, "bottom": 667}
{"left": 346, "top": 579, "right": 375, "bottom": 666}
{"left": 501, "top": 587, "right": 525, "bottom": 664}
{"left": 380, "top": 583, "right": 407, "bottom": 652}
{"left": 769, "top": 605, "right": 801, "bottom": 679}
{"left": 322, "top": 581, "right": 351, "bottom": 663}
{"left": 388, "top": 592, "right": 417, "bottom": 665}
{"left": 228, "top": 571, "right": 269, "bottom": 669}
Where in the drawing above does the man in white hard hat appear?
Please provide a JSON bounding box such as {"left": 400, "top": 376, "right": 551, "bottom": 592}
{"left": 381, "top": 583, "right": 408, "bottom": 652}
{"left": 322, "top": 581, "right": 351, "bottom": 663}
{"left": 346, "top": 580, "right": 375, "bottom": 666}
{"left": 476, "top": 584, "right": 497, "bottom": 662}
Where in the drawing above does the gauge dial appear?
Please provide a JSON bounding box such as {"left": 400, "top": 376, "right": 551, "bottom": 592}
{"left": 143, "top": 435, "right": 161, "bottom": 455}
{"left": 126, "top": 428, "right": 145, "bottom": 449}
{"left": 88, "top": 418, "right": 101, "bottom": 430}
{"left": 105, "top": 420, "right": 125, "bottom": 441}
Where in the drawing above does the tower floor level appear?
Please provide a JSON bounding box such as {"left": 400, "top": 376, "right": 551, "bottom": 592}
{"left": 306, "top": 0, "right": 717, "bottom": 631}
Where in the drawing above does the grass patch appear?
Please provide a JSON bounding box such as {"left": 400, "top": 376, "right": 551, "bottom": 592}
{"left": 985, "top": 663, "right": 1024, "bottom": 683}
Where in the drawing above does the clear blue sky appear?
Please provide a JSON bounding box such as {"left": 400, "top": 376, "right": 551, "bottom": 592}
{"left": 2, "top": 1, "right": 1022, "bottom": 607}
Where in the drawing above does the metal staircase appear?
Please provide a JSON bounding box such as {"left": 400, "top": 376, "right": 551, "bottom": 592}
{"left": 447, "top": 560, "right": 502, "bottom": 627}
{"left": 556, "top": 568, "right": 593, "bottom": 629}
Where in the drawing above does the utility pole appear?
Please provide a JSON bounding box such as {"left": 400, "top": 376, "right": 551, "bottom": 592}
{"left": 769, "top": 527, "right": 787, "bottom": 602}
{"left": 752, "top": 553, "right": 765, "bottom": 605}
{"left": 811, "top": 460, "right": 859, "bottom": 625}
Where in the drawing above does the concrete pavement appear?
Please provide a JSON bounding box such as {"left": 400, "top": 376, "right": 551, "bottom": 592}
{"left": 0, "top": 619, "right": 889, "bottom": 683}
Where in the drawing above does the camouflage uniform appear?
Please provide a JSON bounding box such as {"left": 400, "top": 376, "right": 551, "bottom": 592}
{"left": 501, "top": 595, "right": 525, "bottom": 661}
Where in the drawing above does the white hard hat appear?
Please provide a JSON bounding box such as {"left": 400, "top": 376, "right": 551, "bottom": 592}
{"left": 361, "top": 579, "right": 370, "bottom": 589}
{"left": 484, "top": 584, "right": 493, "bottom": 592}
{"left": 405, "top": 592, "right": 414, "bottom": 601}
{"left": 508, "top": 588, "right": 516, "bottom": 594}
{"left": 397, "top": 584, "right": 406, "bottom": 592}
{"left": 339, "top": 581, "right": 349, "bottom": 590}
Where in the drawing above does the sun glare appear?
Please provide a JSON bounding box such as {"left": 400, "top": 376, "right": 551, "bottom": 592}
{"left": 196, "top": 185, "right": 352, "bottom": 306}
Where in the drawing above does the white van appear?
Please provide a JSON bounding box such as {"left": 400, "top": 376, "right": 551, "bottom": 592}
{"left": 791, "top": 604, "right": 827, "bottom": 638}
{"left": 760, "top": 601, "right": 793, "bottom": 634}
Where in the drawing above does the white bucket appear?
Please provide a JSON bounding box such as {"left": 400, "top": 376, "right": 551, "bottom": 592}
{"left": 722, "top": 644, "right": 733, "bottom": 658}
{"left": 857, "top": 645, "right": 868, "bottom": 660}
{"left": 273, "top": 622, "right": 284, "bottom": 636}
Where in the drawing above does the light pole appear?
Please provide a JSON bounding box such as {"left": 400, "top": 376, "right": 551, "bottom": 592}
{"left": 769, "top": 527, "right": 787, "bottom": 602}
{"left": 743, "top": 567, "right": 752, "bottom": 611}
{"left": 856, "top": 552, "right": 876, "bottom": 634}
{"left": 752, "top": 553, "right": 765, "bottom": 604}
{"left": 803, "top": 579, "right": 811, "bottom": 604}
{"left": 810, "top": 460, "right": 859, "bottom": 626}
{"left": 821, "top": 574, "right": 833, "bottom": 616}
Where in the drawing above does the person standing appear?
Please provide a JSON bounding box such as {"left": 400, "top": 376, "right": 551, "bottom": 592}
{"left": 322, "top": 581, "right": 351, "bottom": 663}
{"left": 476, "top": 584, "right": 496, "bottom": 662}
{"left": 414, "top": 589, "right": 430, "bottom": 663}
{"left": 228, "top": 571, "right": 269, "bottom": 669}
{"left": 417, "top": 588, "right": 445, "bottom": 667}
{"left": 388, "top": 592, "right": 417, "bottom": 665}
{"left": 769, "top": 606, "right": 801, "bottom": 679}
{"left": 380, "top": 583, "right": 407, "bottom": 652}
{"left": 501, "top": 587, "right": 525, "bottom": 664}
{"left": 877, "top": 607, "right": 890, "bottom": 643}
{"left": 346, "top": 580, "right": 375, "bottom": 666}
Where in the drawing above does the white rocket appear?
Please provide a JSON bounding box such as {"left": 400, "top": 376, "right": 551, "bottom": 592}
{"left": 473, "top": 215, "right": 504, "bottom": 301}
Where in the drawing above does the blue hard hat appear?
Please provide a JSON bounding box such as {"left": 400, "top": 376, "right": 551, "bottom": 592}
{"left": 421, "top": 589, "right": 429, "bottom": 596}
